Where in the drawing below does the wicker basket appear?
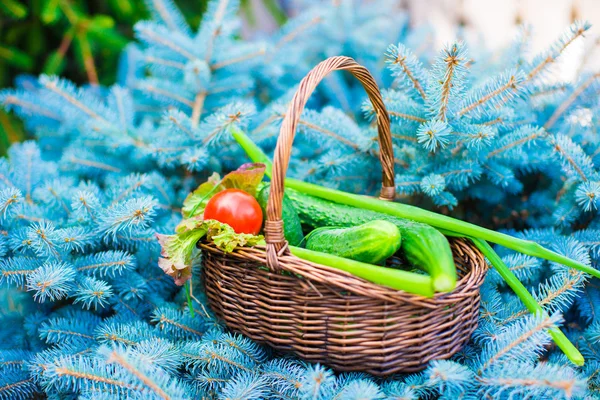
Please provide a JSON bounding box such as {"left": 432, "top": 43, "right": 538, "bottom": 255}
{"left": 202, "top": 56, "right": 487, "bottom": 376}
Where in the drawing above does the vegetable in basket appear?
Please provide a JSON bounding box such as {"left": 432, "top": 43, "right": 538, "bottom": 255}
{"left": 256, "top": 183, "right": 304, "bottom": 246}
{"left": 233, "top": 126, "right": 600, "bottom": 280}
{"left": 158, "top": 163, "right": 268, "bottom": 285}
{"left": 304, "top": 220, "right": 402, "bottom": 265}
{"left": 231, "top": 128, "right": 589, "bottom": 365}
{"left": 160, "top": 163, "right": 439, "bottom": 297}
{"left": 289, "top": 189, "right": 457, "bottom": 292}
{"left": 204, "top": 188, "right": 263, "bottom": 235}
{"left": 288, "top": 246, "right": 434, "bottom": 297}
{"left": 157, "top": 218, "right": 264, "bottom": 286}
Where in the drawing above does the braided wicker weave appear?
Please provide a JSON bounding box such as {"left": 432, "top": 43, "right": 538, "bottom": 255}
{"left": 202, "top": 56, "right": 487, "bottom": 375}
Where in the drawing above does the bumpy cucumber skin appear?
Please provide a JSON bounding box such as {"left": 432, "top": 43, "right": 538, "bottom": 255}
{"left": 256, "top": 185, "right": 304, "bottom": 246}
{"left": 288, "top": 189, "right": 457, "bottom": 291}
{"left": 306, "top": 220, "right": 401, "bottom": 265}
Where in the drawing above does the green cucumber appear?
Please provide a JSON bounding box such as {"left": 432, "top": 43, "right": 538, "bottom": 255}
{"left": 287, "top": 189, "right": 457, "bottom": 292}
{"left": 256, "top": 184, "right": 304, "bottom": 246}
{"left": 305, "top": 220, "right": 401, "bottom": 265}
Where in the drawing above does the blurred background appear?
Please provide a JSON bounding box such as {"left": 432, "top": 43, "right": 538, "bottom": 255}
{"left": 249, "top": 0, "right": 600, "bottom": 83}
{"left": 0, "top": 0, "right": 598, "bottom": 154}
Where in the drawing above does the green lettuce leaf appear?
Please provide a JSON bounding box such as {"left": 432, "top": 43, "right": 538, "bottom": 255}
{"left": 206, "top": 219, "right": 265, "bottom": 253}
{"left": 157, "top": 219, "right": 264, "bottom": 286}
{"left": 182, "top": 163, "right": 266, "bottom": 218}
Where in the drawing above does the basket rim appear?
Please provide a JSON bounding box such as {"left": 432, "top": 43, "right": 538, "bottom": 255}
{"left": 199, "top": 237, "right": 487, "bottom": 308}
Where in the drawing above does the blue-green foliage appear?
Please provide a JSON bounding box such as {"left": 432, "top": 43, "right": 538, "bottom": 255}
{"left": 1, "top": 0, "right": 600, "bottom": 398}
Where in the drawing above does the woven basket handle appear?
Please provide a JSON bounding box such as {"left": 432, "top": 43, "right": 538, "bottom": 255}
{"left": 264, "top": 56, "right": 395, "bottom": 270}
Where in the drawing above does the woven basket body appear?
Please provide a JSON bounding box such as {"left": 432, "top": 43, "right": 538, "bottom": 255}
{"left": 201, "top": 56, "right": 487, "bottom": 375}
{"left": 202, "top": 239, "right": 486, "bottom": 375}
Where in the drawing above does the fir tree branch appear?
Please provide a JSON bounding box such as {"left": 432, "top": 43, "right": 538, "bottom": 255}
{"left": 480, "top": 315, "right": 556, "bottom": 372}
{"left": 2, "top": 96, "right": 62, "bottom": 121}
{"left": 527, "top": 23, "right": 588, "bottom": 82}
{"left": 42, "top": 79, "right": 106, "bottom": 122}
{"left": 271, "top": 16, "right": 322, "bottom": 55}
{"left": 138, "top": 84, "right": 194, "bottom": 108}
{"left": 111, "top": 176, "right": 148, "bottom": 205}
{"left": 436, "top": 44, "right": 463, "bottom": 121}
{"left": 135, "top": 27, "right": 195, "bottom": 60}
{"left": 250, "top": 114, "right": 279, "bottom": 136}
{"left": 106, "top": 350, "right": 172, "bottom": 400}
{"left": 23, "top": 145, "right": 33, "bottom": 202}
{"left": 297, "top": 119, "right": 363, "bottom": 151}
{"left": 53, "top": 365, "right": 138, "bottom": 391}
{"left": 150, "top": 0, "right": 182, "bottom": 32}
{"left": 1, "top": 268, "right": 34, "bottom": 283}
{"left": 145, "top": 56, "right": 186, "bottom": 70}
{"left": 458, "top": 74, "right": 518, "bottom": 117}
{"left": 486, "top": 129, "right": 546, "bottom": 159}
{"left": 47, "top": 186, "right": 71, "bottom": 215}
{"left": 388, "top": 51, "right": 427, "bottom": 100}
{"left": 0, "top": 378, "right": 35, "bottom": 396}
{"left": 529, "top": 84, "right": 568, "bottom": 99}
{"left": 155, "top": 314, "right": 203, "bottom": 337}
{"left": 0, "top": 171, "right": 13, "bottom": 188}
{"left": 476, "top": 375, "right": 579, "bottom": 397}
{"left": 112, "top": 297, "right": 142, "bottom": 317}
{"left": 191, "top": 92, "right": 207, "bottom": 128}
{"left": 391, "top": 133, "right": 418, "bottom": 142}
{"left": 43, "top": 329, "right": 94, "bottom": 340}
{"left": 204, "top": 351, "right": 251, "bottom": 371}
{"left": 212, "top": 48, "right": 266, "bottom": 70}
{"left": 481, "top": 117, "right": 504, "bottom": 126}
{"left": 15, "top": 213, "right": 43, "bottom": 222}
{"left": 544, "top": 72, "right": 600, "bottom": 129}
{"left": 388, "top": 110, "right": 427, "bottom": 123}
{"left": 504, "top": 271, "right": 585, "bottom": 323}
{"left": 549, "top": 137, "right": 590, "bottom": 182}
{"left": 65, "top": 157, "right": 122, "bottom": 172}
{"left": 207, "top": 80, "right": 253, "bottom": 95}
{"left": 113, "top": 88, "right": 129, "bottom": 132}
{"left": 204, "top": 0, "right": 230, "bottom": 63}
{"left": 76, "top": 261, "right": 127, "bottom": 273}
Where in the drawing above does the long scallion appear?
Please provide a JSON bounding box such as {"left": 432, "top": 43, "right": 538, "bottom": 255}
{"left": 468, "top": 237, "right": 584, "bottom": 367}
{"left": 231, "top": 127, "right": 599, "bottom": 279}
{"left": 289, "top": 246, "right": 434, "bottom": 297}
{"left": 233, "top": 127, "right": 586, "bottom": 365}
{"left": 287, "top": 179, "right": 600, "bottom": 279}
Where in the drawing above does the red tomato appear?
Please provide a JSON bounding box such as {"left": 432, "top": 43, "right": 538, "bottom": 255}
{"left": 203, "top": 189, "right": 263, "bottom": 234}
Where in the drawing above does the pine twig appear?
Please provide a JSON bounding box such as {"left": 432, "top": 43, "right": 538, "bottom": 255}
{"left": 544, "top": 72, "right": 600, "bottom": 130}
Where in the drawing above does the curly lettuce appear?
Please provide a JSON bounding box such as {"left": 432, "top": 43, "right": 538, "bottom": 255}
{"left": 158, "top": 163, "right": 267, "bottom": 286}
{"left": 157, "top": 219, "right": 264, "bottom": 285}
{"left": 182, "top": 162, "right": 266, "bottom": 218}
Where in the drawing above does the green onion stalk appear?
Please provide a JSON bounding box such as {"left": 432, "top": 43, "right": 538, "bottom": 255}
{"left": 231, "top": 128, "right": 600, "bottom": 280}
{"left": 440, "top": 231, "right": 584, "bottom": 367}
{"left": 232, "top": 127, "right": 587, "bottom": 366}
{"left": 289, "top": 246, "right": 434, "bottom": 297}
{"left": 472, "top": 238, "right": 585, "bottom": 366}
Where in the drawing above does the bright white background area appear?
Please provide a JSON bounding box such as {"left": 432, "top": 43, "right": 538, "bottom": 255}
{"left": 407, "top": 0, "right": 599, "bottom": 81}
